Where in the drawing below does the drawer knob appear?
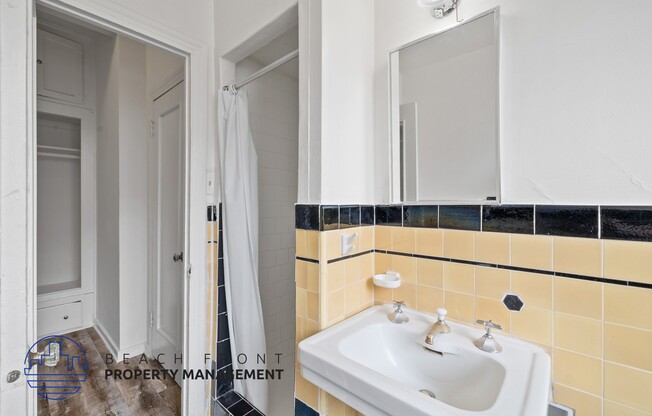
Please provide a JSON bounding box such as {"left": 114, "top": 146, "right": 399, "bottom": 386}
{"left": 63, "top": 315, "right": 69, "bottom": 320}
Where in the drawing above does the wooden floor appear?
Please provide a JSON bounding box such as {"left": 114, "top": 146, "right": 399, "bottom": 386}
{"left": 38, "top": 327, "right": 181, "bottom": 416}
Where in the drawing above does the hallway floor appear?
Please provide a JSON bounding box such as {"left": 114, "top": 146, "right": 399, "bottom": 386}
{"left": 38, "top": 327, "right": 181, "bottom": 416}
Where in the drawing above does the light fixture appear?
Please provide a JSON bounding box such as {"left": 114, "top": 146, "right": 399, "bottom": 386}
{"left": 417, "top": 0, "right": 460, "bottom": 19}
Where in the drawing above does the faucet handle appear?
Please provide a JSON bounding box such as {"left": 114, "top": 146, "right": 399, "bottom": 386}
{"left": 393, "top": 300, "right": 407, "bottom": 311}
{"left": 436, "top": 308, "right": 448, "bottom": 320}
{"left": 477, "top": 319, "right": 502, "bottom": 332}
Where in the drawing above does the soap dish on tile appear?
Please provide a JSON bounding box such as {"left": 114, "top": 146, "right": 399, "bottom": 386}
{"left": 373, "top": 271, "right": 401, "bottom": 289}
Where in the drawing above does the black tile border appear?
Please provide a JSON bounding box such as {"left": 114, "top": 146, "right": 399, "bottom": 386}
{"left": 296, "top": 256, "right": 319, "bottom": 264}
{"left": 535, "top": 205, "right": 599, "bottom": 239}
{"left": 294, "top": 203, "right": 652, "bottom": 242}
{"left": 372, "top": 249, "right": 652, "bottom": 290}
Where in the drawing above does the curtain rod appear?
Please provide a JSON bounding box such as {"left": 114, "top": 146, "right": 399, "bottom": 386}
{"left": 223, "top": 49, "right": 298, "bottom": 92}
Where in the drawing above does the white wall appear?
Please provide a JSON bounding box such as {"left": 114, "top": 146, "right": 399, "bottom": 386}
{"left": 319, "top": 0, "right": 375, "bottom": 204}
{"left": 95, "top": 35, "right": 121, "bottom": 345}
{"left": 375, "top": 0, "right": 652, "bottom": 204}
{"left": 117, "top": 36, "right": 148, "bottom": 352}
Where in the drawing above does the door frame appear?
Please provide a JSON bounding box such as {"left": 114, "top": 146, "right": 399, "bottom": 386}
{"left": 0, "top": 1, "right": 210, "bottom": 415}
{"left": 147, "top": 70, "right": 185, "bottom": 364}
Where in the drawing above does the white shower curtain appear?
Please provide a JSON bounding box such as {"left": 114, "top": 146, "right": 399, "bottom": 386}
{"left": 218, "top": 88, "right": 268, "bottom": 414}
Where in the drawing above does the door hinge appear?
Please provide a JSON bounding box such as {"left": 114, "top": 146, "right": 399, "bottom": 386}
{"left": 149, "top": 120, "right": 155, "bottom": 137}
{"left": 149, "top": 311, "right": 154, "bottom": 328}
{"left": 187, "top": 263, "right": 192, "bottom": 277}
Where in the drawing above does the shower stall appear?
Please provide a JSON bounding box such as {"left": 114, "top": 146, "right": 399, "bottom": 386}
{"left": 217, "top": 24, "right": 299, "bottom": 416}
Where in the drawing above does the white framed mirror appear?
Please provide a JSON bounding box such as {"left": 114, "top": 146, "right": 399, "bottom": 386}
{"left": 390, "top": 8, "right": 500, "bottom": 204}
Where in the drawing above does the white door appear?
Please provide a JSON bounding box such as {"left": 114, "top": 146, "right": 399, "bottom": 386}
{"left": 149, "top": 81, "right": 185, "bottom": 384}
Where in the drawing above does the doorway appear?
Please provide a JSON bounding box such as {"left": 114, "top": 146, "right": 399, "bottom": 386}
{"left": 33, "top": 6, "right": 187, "bottom": 415}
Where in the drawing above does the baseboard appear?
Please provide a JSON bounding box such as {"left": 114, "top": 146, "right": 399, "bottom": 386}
{"left": 93, "top": 319, "right": 119, "bottom": 358}
{"left": 117, "top": 341, "right": 146, "bottom": 358}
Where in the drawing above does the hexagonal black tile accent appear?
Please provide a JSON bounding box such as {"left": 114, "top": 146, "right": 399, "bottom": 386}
{"left": 503, "top": 294, "right": 524, "bottom": 311}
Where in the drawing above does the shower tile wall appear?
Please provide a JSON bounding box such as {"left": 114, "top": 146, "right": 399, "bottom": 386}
{"left": 236, "top": 57, "right": 298, "bottom": 414}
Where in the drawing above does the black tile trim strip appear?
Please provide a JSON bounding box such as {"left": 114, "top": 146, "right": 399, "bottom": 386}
{"left": 296, "top": 256, "right": 319, "bottom": 264}
{"left": 325, "top": 249, "right": 375, "bottom": 264}
{"left": 374, "top": 249, "right": 652, "bottom": 290}
{"left": 296, "top": 204, "right": 652, "bottom": 242}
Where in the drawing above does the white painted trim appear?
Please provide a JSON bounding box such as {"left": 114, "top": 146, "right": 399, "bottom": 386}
{"left": 26, "top": 2, "right": 211, "bottom": 415}
{"left": 117, "top": 342, "right": 147, "bottom": 359}
{"left": 93, "top": 319, "right": 119, "bottom": 358}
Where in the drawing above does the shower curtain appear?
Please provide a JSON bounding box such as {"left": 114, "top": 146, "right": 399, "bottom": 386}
{"left": 218, "top": 88, "right": 268, "bottom": 414}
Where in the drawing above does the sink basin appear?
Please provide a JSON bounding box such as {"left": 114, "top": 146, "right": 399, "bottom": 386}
{"left": 298, "top": 305, "right": 550, "bottom": 416}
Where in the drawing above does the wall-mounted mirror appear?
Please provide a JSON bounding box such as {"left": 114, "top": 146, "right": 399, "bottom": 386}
{"left": 390, "top": 9, "right": 499, "bottom": 203}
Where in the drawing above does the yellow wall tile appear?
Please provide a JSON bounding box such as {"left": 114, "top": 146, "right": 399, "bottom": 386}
{"left": 475, "top": 267, "right": 510, "bottom": 300}
{"left": 374, "top": 252, "right": 391, "bottom": 275}
{"left": 360, "top": 254, "right": 374, "bottom": 279}
{"left": 296, "top": 315, "right": 306, "bottom": 343}
{"left": 512, "top": 271, "right": 552, "bottom": 309}
{"left": 326, "top": 261, "right": 346, "bottom": 293}
{"left": 296, "top": 288, "right": 307, "bottom": 318}
{"left": 553, "top": 348, "right": 602, "bottom": 395}
{"left": 394, "top": 283, "right": 417, "bottom": 309}
{"left": 295, "top": 371, "right": 319, "bottom": 410}
{"left": 604, "top": 323, "right": 652, "bottom": 373}
{"left": 605, "top": 362, "right": 652, "bottom": 413}
{"left": 554, "top": 278, "right": 602, "bottom": 319}
{"left": 443, "top": 262, "right": 474, "bottom": 294}
{"left": 416, "top": 285, "right": 444, "bottom": 315}
{"left": 604, "top": 240, "right": 652, "bottom": 284}
{"left": 553, "top": 383, "right": 602, "bottom": 416}
{"left": 443, "top": 230, "right": 474, "bottom": 261}
{"left": 554, "top": 237, "right": 602, "bottom": 277}
{"left": 322, "top": 230, "right": 345, "bottom": 261}
{"left": 326, "top": 289, "right": 346, "bottom": 325}
{"left": 444, "top": 291, "right": 475, "bottom": 324}
{"left": 392, "top": 227, "right": 416, "bottom": 253}
{"left": 511, "top": 306, "right": 552, "bottom": 346}
{"left": 415, "top": 228, "right": 443, "bottom": 257}
{"left": 305, "top": 319, "right": 319, "bottom": 339}
{"left": 358, "top": 226, "right": 374, "bottom": 252}
{"left": 511, "top": 234, "right": 553, "bottom": 271}
{"left": 307, "top": 262, "right": 320, "bottom": 293}
{"left": 296, "top": 260, "right": 308, "bottom": 289}
{"left": 604, "top": 400, "right": 649, "bottom": 416}
{"left": 307, "top": 230, "right": 319, "bottom": 260}
{"left": 296, "top": 230, "right": 307, "bottom": 258}
{"left": 391, "top": 255, "right": 417, "bottom": 284}
{"left": 307, "top": 291, "right": 319, "bottom": 321}
{"left": 345, "top": 282, "right": 362, "bottom": 315}
{"left": 361, "top": 278, "right": 374, "bottom": 304}
{"left": 475, "top": 232, "right": 510, "bottom": 265}
{"left": 375, "top": 226, "right": 392, "bottom": 251}
{"left": 475, "top": 297, "right": 510, "bottom": 332}
{"left": 375, "top": 286, "right": 393, "bottom": 303}
{"left": 417, "top": 258, "right": 444, "bottom": 288}
{"left": 554, "top": 312, "right": 602, "bottom": 358}
{"left": 345, "top": 257, "right": 361, "bottom": 286}
{"left": 605, "top": 284, "right": 652, "bottom": 331}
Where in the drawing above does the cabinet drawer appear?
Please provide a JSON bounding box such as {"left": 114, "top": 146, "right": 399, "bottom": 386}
{"left": 38, "top": 301, "right": 82, "bottom": 336}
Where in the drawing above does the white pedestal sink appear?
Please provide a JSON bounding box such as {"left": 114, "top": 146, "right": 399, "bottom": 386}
{"left": 298, "top": 305, "right": 550, "bottom": 416}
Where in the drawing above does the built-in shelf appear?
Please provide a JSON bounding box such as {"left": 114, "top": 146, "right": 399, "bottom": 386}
{"left": 38, "top": 280, "right": 82, "bottom": 296}
{"left": 37, "top": 144, "right": 81, "bottom": 160}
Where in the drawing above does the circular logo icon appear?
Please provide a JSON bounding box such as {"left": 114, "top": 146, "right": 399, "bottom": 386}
{"left": 24, "top": 335, "right": 88, "bottom": 400}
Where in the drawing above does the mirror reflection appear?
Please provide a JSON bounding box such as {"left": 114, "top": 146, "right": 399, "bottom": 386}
{"left": 391, "top": 11, "right": 499, "bottom": 203}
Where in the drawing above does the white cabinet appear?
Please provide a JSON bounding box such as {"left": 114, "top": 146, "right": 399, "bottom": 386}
{"left": 37, "top": 29, "right": 84, "bottom": 104}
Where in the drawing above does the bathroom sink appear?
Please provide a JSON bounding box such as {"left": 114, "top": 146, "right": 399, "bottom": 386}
{"left": 298, "top": 305, "right": 550, "bottom": 416}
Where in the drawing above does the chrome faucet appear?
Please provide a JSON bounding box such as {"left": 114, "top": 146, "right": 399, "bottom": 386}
{"left": 474, "top": 319, "right": 503, "bottom": 353}
{"left": 389, "top": 301, "right": 410, "bottom": 324}
{"left": 425, "top": 308, "right": 450, "bottom": 345}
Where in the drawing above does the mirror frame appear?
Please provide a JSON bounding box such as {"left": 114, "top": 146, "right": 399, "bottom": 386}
{"left": 389, "top": 7, "right": 501, "bottom": 204}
